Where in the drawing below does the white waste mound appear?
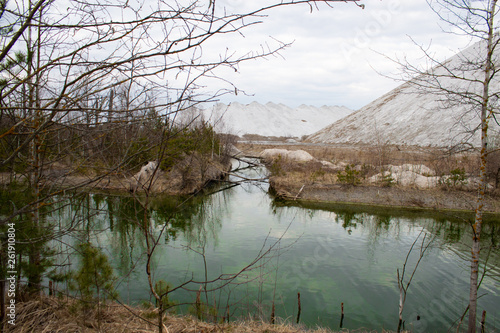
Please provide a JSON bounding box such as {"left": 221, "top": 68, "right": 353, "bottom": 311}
{"left": 259, "top": 149, "right": 315, "bottom": 162}
{"left": 130, "top": 161, "right": 158, "bottom": 191}
{"left": 389, "top": 164, "right": 436, "bottom": 176}
{"left": 307, "top": 38, "right": 500, "bottom": 148}
{"left": 368, "top": 164, "right": 438, "bottom": 189}
{"left": 203, "top": 102, "right": 353, "bottom": 138}
{"left": 367, "top": 163, "right": 488, "bottom": 190}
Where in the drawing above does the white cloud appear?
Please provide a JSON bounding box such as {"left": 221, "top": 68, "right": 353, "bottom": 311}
{"left": 202, "top": 0, "right": 473, "bottom": 110}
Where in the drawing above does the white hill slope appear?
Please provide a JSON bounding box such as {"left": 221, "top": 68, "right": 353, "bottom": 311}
{"left": 202, "top": 102, "right": 353, "bottom": 138}
{"left": 307, "top": 39, "right": 500, "bottom": 148}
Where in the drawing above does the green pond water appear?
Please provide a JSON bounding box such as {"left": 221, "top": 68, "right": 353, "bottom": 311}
{"left": 7, "top": 159, "right": 500, "bottom": 332}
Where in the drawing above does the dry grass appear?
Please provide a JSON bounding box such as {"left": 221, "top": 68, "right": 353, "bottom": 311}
{"left": 237, "top": 142, "right": 484, "bottom": 180}
{"left": 4, "top": 296, "right": 395, "bottom": 333}
{"left": 237, "top": 142, "right": 500, "bottom": 201}
{"left": 237, "top": 142, "right": 480, "bottom": 176}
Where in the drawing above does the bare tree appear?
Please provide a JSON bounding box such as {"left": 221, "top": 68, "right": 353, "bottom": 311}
{"left": 1, "top": 0, "right": 363, "bottom": 212}
{"left": 392, "top": 1, "right": 500, "bottom": 331}
{"left": 396, "top": 230, "right": 435, "bottom": 333}
{"left": 0, "top": 0, "right": 362, "bottom": 330}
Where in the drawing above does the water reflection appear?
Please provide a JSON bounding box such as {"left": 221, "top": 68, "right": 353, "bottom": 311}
{"left": 6, "top": 172, "right": 498, "bottom": 332}
{"left": 270, "top": 199, "right": 500, "bottom": 332}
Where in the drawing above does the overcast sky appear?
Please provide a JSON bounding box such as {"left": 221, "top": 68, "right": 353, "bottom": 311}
{"left": 208, "top": 0, "right": 474, "bottom": 110}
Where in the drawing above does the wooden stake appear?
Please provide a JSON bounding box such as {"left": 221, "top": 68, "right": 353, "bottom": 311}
{"left": 296, "top": 292, "right": 301, "bottom": 324}
{"left": 340, "top": 302, "right": 344, "bottom": 328}
{"left": 213, "top": 296, "right": 217, "bottom": 322}
{"left": 195, "top": 286, "right": 202, "bottom": 320}
{"left": 481, "top": 310, "right": 486, "bottom": 333}
{"left": 270, "top": 302, "right": 275, "bottom": 324}
{"left": 49, "top": 280, "right": 53, "bottom": 296}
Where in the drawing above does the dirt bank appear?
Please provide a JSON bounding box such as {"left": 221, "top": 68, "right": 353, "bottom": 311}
{"left": 0, "top": 155, "right": 231, "bottom": 196}
{"left": 270, "top": 178, "right": 500, "bottom": 213}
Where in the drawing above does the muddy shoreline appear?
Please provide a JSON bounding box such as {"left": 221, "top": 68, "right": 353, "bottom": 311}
{"left": 269, "top": 178, "right": 500, "bottom": 214}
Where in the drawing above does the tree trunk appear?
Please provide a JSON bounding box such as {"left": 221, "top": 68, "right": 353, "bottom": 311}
{"left": 468, "top": 3, "right": 496, "bottom": 331}
{"left": 158, "top": 300, "right": 164, "bottom": 333}
{"left": 469, "top": 128, "right": 486, "bottom": 333}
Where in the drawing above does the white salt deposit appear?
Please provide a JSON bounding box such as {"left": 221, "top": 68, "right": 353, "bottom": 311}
{"left": 368, "top": 164, "right": 439, "bottom": 189}
{"left": 202, "top": 102, "right": 353, "bottom": 138}
{"left": 130, "top": 161, "right": 158, "bottom": 191}
{"left": 259, "top": 149, "right": 315, "bottom": 162}
{"left": 308, "top": 38, "right": 500, "bottom": 148}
